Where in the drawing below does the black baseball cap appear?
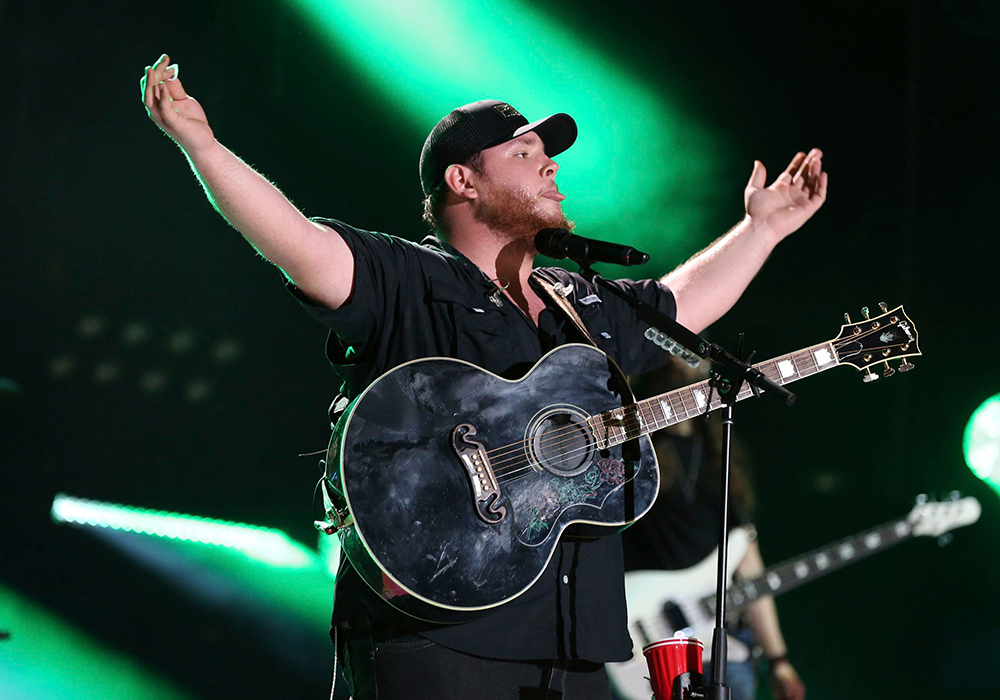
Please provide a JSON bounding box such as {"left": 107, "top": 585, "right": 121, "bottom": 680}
{"left": 419, "top": 100, "right": 578, "bottom": 196}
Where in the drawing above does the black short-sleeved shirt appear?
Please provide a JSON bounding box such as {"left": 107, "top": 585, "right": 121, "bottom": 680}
{"left": 289, "top": 218, "right": 677, "bottom": 663}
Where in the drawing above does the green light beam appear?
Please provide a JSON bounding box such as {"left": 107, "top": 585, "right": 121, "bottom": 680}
{"left": 51, "top": 494, "right": 339, "bottom": 632}
{"left": 0, "top": 583, "right": 195, "bottom": 700}
{"left": 51, "top": 493, "right": 316, "bottom": 569}
{"left": 283, "top": 0, "right": 725, "bottom": 266}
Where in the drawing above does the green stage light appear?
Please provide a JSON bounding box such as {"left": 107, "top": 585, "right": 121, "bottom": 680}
{"left": 318, "top": 529, "right": 341, "bottom": 579}
{"left": 51, "top": 494, "right": 315, "bottom": 568}
{"left": 0, "top": 583, "right": 194, "bottom": 700}
{"left": 284, "top": 0, "right": 724, "bottom": 267}
{"left": 965, "top": 394, "right": 1000, "bottom": 495}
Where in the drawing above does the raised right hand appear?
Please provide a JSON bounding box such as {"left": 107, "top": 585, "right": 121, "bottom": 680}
{"left": 141, "top": 53, "right": 215, "bottom": 158}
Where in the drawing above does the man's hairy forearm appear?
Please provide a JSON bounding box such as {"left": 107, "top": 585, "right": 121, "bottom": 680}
{"left": 183, "top": 140, "right": 322, "bottom": 273}
{"left": 661, "top": 216, "right": 779, "bottom": 334}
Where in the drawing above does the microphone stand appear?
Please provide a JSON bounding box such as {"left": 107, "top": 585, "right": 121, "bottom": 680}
{"left": 571, "top": 258, "right": 795, "bottom": 700}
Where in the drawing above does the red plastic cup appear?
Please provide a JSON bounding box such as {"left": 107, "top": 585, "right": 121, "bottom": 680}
{"left": 641, "top": 637, "right": 704, "bottom": 700}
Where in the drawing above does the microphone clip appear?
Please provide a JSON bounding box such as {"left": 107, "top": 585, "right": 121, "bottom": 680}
{"left": 487, "top": 277, "right": 509, "bottom": 307}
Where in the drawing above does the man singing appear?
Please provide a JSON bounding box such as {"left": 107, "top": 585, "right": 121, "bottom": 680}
{"left": 141, "top": 52, "right": 825, "bottom": 700}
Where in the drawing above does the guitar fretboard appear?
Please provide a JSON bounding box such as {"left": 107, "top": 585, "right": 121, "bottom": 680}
{"left": 701, "top": 517, "right": 916, "bottom": 617}
{"left": 590, "top": 341, "right": 840, "bottom": 448}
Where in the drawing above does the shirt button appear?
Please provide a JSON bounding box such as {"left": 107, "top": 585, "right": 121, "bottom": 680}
{"left": 562, "top": 575, "right": 569, "bottom": 584}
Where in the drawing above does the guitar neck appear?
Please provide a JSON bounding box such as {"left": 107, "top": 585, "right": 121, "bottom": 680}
{"left": 713, "top": 516, "right": 916, "bottom": 612}
{"left": 593, "top": 341, "right": 841, "bottom": 447}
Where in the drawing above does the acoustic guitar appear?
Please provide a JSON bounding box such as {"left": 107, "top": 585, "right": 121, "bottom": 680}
{"left": 323, "top": 305, "right": 921, "bottom": 623}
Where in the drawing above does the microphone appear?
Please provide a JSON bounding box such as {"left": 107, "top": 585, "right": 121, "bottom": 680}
{"left": 535, "top": 228, "right": 650, "bottom": 267}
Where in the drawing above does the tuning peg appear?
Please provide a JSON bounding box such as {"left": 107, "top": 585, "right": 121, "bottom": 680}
{"left": 899, "top": 359, "right": 915, "bottom": 372}
{"left": 863, "top": 367, "right": 879, "bottom": 383}
{"left": 937, "top": 533, "right": 954, "bottom": 548}
{"left": 881, "top": 361, "right": 896, "bottom": 378}
{"left": 916, "top": 493, "right": 929, "bottom": 505}
{"left": 879, "top": 302, "right": 888, "bottom": 314}
{"left": 844, "top": 313, "right": 851, "bottom": 324}
{"left": 948, "top": 490, "right": 962, "bottom": 501}
{"left": 861, "top": 307, "right": 871, "bottom": 320}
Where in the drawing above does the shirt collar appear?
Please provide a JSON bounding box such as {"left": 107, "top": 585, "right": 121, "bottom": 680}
{"left": 421, "top": 234, "right": 501, "bottom": 290}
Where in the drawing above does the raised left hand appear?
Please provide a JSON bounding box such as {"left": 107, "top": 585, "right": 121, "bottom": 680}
{"left": 769, "top": 659, "right": 806, "bottom": 700}
{"left": 744, "top": 148, "right": 827, "bottom": 243}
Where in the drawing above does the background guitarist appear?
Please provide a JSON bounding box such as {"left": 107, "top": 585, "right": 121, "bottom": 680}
{"left": 141, "top": 52, "right": 827, "bottom": 700}
{"left": 620, "top": 358, "right": 806, "bottom": 700}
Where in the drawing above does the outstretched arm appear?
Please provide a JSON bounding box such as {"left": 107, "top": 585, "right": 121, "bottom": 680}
{"left": 662, "top": 149, "right": 827, "bottom": 333}
{"left": 737, "top": 537, "right": 807, "bottom": 700}
{"left": 141, "top": 54, "right": 354, "bottom": 309}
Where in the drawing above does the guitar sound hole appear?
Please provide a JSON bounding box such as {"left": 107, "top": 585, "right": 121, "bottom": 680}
{"left": 528, "top": 408, "right": 596, "bottom": 477}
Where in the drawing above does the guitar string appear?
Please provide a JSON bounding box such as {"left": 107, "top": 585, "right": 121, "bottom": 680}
{"left": 488, "top": 336, "right": 909, "bottom": 482}
{"left": 491, "top": 371, "right": 769, "bottom": 481}
{"left": 493, "top": 401, "right": 691, "bottom": 483}
{"left": 492, "top": 340, "right": 912, "bottom": 483}
{"left": 490, "top": 404, "right": 660, "bottom": 476}
{"left": 483, "top": 350, "right": 778, "bottom": 467}
{"left": 490, "top": 362, "right": 790, "bottom": 481}
{"left": 491, "top": 331, "right": 907, "bottom": 471}
{"left": 486, "top": 398, "right": 683, "bottom": 471}
{"left": 489, "top": 352, "right": 799, "bottom": 479}
{"left": 490, "top": 408, "right": 677, "bottom": 484}
{"left": 487, "top": 399, "right": 670, "bottom": 467}
{"left": 484, "top": 340, "right": 832, "bottom": 466}
{"left": 484, "top": 340, "right": 841, "bottom": 466}
{"left": 489, "top": 330, "right": 909, "bottom": 473}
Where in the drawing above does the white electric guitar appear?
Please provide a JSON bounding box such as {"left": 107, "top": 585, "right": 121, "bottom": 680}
{"left": 608, "top": 496, "right": 982, "bottom": 700}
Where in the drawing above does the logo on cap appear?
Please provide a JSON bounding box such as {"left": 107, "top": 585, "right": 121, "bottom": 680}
{"left": 492, "top": 103, "right": 523, "bottom": 119}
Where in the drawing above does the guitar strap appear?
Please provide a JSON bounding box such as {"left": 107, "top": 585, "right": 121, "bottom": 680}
{"left": 532, "top": 268, "right": 646, "bottom": 542}
{"left": 529, "top": 268, "right": 599, "bottom": 347}
{"left": 530, "top": 269, "right": 637, "bottom": 410}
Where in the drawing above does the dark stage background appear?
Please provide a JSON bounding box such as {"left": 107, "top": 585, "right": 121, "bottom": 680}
{"left": 2, "top": 1, "right": 999, "bottom": 698}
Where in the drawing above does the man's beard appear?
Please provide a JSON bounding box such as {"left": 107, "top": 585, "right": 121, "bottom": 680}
{"left": 473, "top": 180, "right": 574, "bottom": 247}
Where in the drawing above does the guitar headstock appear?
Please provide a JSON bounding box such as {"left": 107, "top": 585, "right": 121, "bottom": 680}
{"left": 832, "top": 304, "right": 921, "bottom": 381}
{"left": 909, "top": 496, "right": 982, "bottom": 537}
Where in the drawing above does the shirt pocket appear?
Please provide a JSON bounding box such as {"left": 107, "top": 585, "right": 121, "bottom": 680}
{"left": 427, "top": 289, "right": 509, "bottom": 366}
{"left": 570, "top": 297, "right": 615, "bottom": 352}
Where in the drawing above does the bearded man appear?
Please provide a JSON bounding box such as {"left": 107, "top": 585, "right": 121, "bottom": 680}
{"left": 141, "top": 52, "right": 825, "bottom": 700}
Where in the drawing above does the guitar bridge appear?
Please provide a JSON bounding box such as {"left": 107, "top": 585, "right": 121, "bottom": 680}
{"left": 451, "top": 423, "right": 507, "bottom": 525}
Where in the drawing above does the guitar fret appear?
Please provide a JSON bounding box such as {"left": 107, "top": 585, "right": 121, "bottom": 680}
{"left": 786, "top": 353, "right": 805, "bottom": 379}
{"left": 671, "top": 390, "right": 687, "bottom": 421}
{"left": 799, "top": 355, "right": 814, "bottom": 378}
{"left": 629, "top": 404, "right": 649, "bottom": 439}
{"left": 636, "top": 402, "right": 655, "bottom": 433}
{"left": 796, "top": 349, "right": 820, "bottom": 377}
{"left": 675, "top": 387, "right": 696, "bottom": 418}
{"left": 604, "top": 342, "right": 842, "bottom": 446}
{"left": 656, "top": 396, "right": 672, "bottom": 426}
{"left": 652, "top": 400, "right": 666, "bottom": 428}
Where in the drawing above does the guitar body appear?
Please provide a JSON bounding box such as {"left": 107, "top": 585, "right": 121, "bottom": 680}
{"left": 328, "top": 344, "right": 659, "bottom": 623}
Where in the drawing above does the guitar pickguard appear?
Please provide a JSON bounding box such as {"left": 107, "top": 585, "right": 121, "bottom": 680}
{"left": 508, "top": 453, "right": 632, "bottom": 545}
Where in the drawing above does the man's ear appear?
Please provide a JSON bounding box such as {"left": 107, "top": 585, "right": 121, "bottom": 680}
{"left": 443, "top": 163, "right": 479, "bottom": 201}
